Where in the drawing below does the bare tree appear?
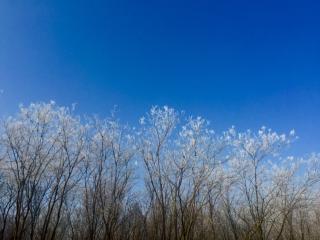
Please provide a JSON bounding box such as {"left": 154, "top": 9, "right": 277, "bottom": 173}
{"left": 82, "top": 116, "right": 136, "bottom": 240}
{"left": 0, "top": 103, "right": 319, "bottom": 240}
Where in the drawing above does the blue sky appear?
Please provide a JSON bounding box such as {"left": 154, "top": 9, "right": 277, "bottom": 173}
{"left": 0, "top": 0, "right": 320, "bottom": 155}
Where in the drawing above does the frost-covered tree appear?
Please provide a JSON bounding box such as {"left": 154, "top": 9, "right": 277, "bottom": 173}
{"left": 81, "top": 116, "right": 136, "bottom": 240}
{"left": 0, "top": 102, "right": 86, "bottom": 240}
{"left": 0, "top": 102, "right": 319, "bottom": 240}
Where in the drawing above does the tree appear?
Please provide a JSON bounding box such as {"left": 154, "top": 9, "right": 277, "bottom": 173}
{"left": 0, "top": 102, "right": 319, "bottom": 240}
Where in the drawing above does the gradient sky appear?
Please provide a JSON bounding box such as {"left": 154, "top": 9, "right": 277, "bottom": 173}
{"left": 0, "top": 0, "right": 320, "bottom": 156}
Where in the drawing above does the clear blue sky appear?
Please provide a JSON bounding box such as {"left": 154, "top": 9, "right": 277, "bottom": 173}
{"left": 0, "top": 0, "right": 319, "bottom": 155}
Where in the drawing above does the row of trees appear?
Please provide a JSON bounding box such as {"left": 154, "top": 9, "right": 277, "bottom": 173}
{"left": 0, "top": 102, "right": 319, "bottom": 240}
